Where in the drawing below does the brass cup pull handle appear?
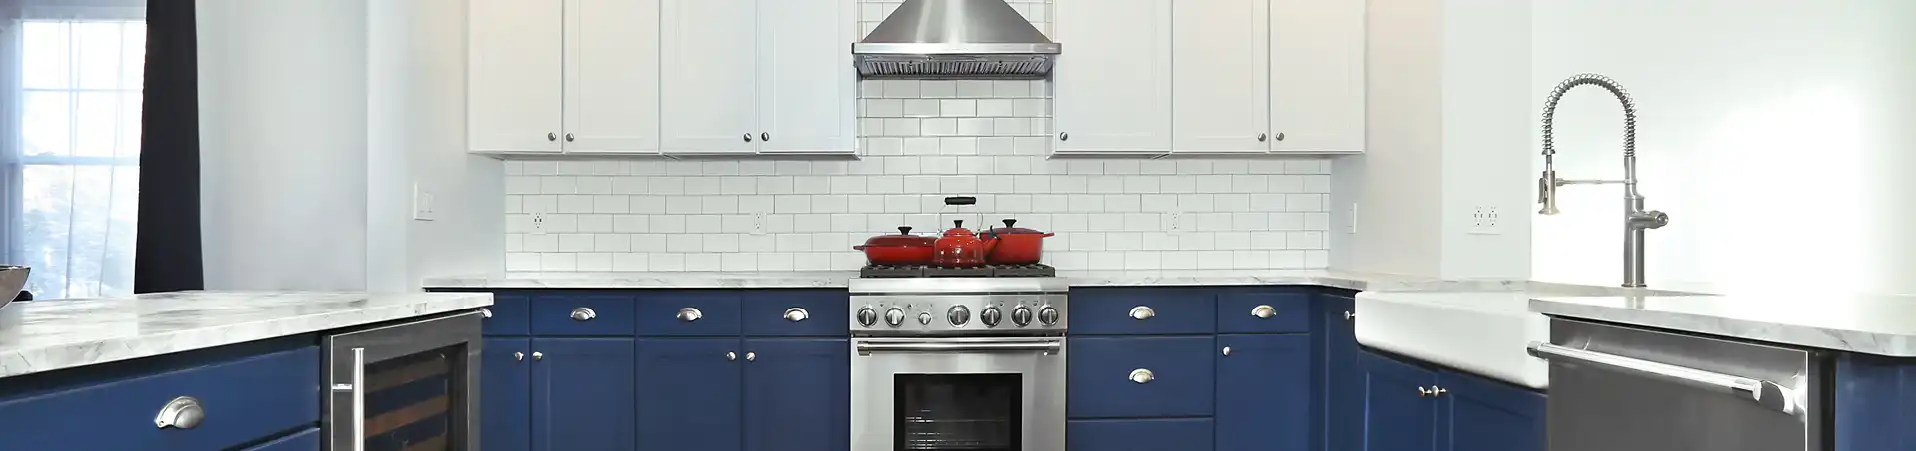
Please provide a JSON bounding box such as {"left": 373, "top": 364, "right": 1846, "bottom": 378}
{"left": 1251, "top": 305, "right": 1276, "bottom": 319}
{"left": 784, "top": 308, "right": 809, "bottom": 322}
{"left": 154, "top": 396, "right": 205, "bottom": 429}
{"left": 1129, "top": 306, "right": 1155, "bottom": 320}
{"left": 570, "top": 307, "right": 596, "bottom": 321}
{"left": 1129, "top": 368, "right": 1155, "bottom": 384}
{"left": 678, "top": 308, "right": 703, "bottom": 322}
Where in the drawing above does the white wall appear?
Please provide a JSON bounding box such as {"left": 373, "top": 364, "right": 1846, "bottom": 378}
{"left": 1531, "top": 0, "right": 1916, "bottom": 293}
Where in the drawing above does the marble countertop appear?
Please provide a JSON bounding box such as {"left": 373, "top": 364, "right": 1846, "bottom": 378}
{"left": 421, "top": 269, "right": 1531, "bottom": 292}
{"left": 1532, "top": 293, "right": 1916, "bottom": 357}
{"left": 0, "top": 291, "right": 493, "bottom": 378}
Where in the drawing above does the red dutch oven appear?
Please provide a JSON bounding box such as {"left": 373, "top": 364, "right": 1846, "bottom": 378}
{"left": 853, "top": 226, "right": 936, "bottom": 266}
{"left": 984, "top": 219, "right": 1054, "bottom": 265}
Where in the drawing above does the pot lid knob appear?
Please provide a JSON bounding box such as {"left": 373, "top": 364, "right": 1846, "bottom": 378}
{"left": 1003, "top": 219, "right": 1017, "bottom": 228}
{"left": 898, "top": 226, "right": 912, "bottom": 235}
{"left": 954, "top": 219, "right": 964, "bottom": 228}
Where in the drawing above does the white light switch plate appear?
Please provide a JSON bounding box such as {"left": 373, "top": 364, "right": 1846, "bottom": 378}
{"left": 412, "top": 184, "right": 435, "bottom": 221}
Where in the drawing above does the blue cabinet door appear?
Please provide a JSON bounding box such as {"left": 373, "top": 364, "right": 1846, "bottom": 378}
{"left": 532, "top": 338, "right": 636, "bottom": 451}
{"left": 1323, "top": 294, "right": 1360, "bottom": 451}
{"left": 1362, "top": 350, "right": 1438, "bottom": 451}
{"left": 1437, "top": 370, "right": 1545, "bottom": 451}
{"left": 1068, "top": 336, "right": 1216, "bottom": 418}
{"left": 636, "top": 338, "right": 743, "bottom": 451}
{"left": 484, "top": 338, "right": 533, "bottom": 451}
{"left": 240, "top": 428, "right": 320, "bottom": 451}
{"left": 1216, "top": 334, "right": 1311, "bottom": 451}
{"left": 1068, "top": 418, "right": 1215, "bottom": 451}
{"left": 743, "top": 338, "right": 849, "bottom": 451}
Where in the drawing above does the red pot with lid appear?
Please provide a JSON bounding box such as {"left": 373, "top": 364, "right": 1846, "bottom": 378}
{"left": 984, "top": 219, "right": 1054, "bottom": 265}
{"left": 933, "top": 220, "right": 997, "bottom": 268}
{"left": 853, "top": 226, "right": 936, "bottom": 266}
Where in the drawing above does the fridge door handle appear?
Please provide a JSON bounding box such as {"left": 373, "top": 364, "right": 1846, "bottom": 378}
{"left": 327, "top": 347, "right": 367, "bottom": 451}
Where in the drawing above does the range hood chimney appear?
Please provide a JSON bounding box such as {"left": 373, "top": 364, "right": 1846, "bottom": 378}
{"left": 852, "top": 0, "right": 1062, "bottom": 80}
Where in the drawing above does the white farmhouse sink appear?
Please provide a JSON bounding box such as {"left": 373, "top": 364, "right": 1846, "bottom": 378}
{"left": 1355, "top": 288, "right": 1702, "bottom": 389}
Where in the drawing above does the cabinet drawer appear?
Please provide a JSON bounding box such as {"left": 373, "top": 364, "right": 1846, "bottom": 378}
{"left": 741, "top": 290, "right": 849, "bottom": 337}
{"left": 636, "top": 292, "right": 741, "bottom": 336}
{"left": 0, "top": 346, "right": 321, "bottom": 451}
{"left": 483, "top": 292, "right": 531, "bottom": 335}
{"left": 1067, "top": 418, "right": 1214, "bottom": 451}
{"left": 1068, "top": 336, "right": 1215, "bottom": 418}
{"left": 1068, "top": 288, "right": 1216, "bottom": 335}
{"left": 1216, "top": 290, "right": 1313, "bottom": 333}
{"left": 241, "top": 428, "right": 320, "bottom": 451}
{"left": 531, "top": 293, "right": 637, "bottom": 336}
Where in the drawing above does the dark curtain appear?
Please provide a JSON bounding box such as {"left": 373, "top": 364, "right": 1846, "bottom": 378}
{"left": 132, "top": 0, "right": 202, "bottom": 293}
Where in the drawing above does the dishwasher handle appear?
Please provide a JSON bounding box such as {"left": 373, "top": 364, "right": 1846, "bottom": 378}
{"left": 1528, "top": 342, "right": 1800, "bottom": 415}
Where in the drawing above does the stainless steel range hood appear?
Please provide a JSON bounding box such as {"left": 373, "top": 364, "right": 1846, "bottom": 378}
{"left": 852, "top": 0, "right": 1061, "bottom": 80}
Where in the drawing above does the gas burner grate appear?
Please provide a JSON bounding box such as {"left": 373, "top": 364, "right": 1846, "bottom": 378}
{"left": 857, "top": 264, "right": 1057, "bottom": 279}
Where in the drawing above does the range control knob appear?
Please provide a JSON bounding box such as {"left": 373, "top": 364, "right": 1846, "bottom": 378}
{"left": 857, "top": 307, "right": 878, "bottom": 327}
{"left": 1038, "top": 306, "right": 1060, "bottom": 325}
{"left": 948, "top": 305, "right": 971, "bottom": 326}
{"left": 918, "top": 311, "right": 934, "bottom": 325}
{"left": 1011, "top": 306, "right": 1034, "bottom": 327}
{"left": 980, "top": 307, "right": 1003, "bottom": 327}
{"left": 884, "top": 308, "right": 905, "bottom": 327}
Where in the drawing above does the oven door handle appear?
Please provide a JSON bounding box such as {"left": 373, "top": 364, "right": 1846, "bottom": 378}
{"left": 1528, "top": 342, "right": 1800, "bottom": 415}
{"left": 856, "top": 340, "right": 1062, "bottom": 355}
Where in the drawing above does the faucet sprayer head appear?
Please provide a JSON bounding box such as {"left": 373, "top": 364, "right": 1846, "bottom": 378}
{"left": 1538, "top": 170, "right": 1561, "bottom": 215}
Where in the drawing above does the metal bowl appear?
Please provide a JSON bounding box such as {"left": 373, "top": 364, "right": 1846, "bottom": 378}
{"left": 0, "top": 266, "right": 27, "bottom": 311}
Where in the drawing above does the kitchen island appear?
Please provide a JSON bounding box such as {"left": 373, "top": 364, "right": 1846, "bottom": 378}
{"left": 0, "top": 291, "right": 492, "bottom": 451}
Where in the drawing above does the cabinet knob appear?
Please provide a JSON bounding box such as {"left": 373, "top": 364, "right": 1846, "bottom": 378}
{"left": 480, "top": 308, "right": 492, "bottom": 318}
{"left": 1251, "top": 305, "right": 1277, "bottom": 319}
{"left": 677, "top": 307, "right": 703, "bottom": 322}
{"left": 1418, "top": 386, "right": 1442, "bottom": 398}
{"left": 1345, "top": 310, "right": 1356, "bottom": 320}
{"left": 154, "top": 396, "right": 205, "bottom": 430}
{"left": 547, "top": 132, "right": 557, "bottom": 142}
{"left": 514, "top": 351, "right": 525, "bottom": 361}
{"left": 1222, "top": 346, "right": 1232, "bottom": 356}
{"left": 1129, "top": 368, "right": 1155, "bottom": 384}
{"left": 784, "top": 307, "right": 809, "bottom": 322}
{"left": 1258, "top": 133, "right": 1269, "bottom": 142}
{"left": 570, "top": 307, "right": 596, "bottom": 321}
{"left": 565, "top": 133, "right": 575, "bottom": 142}
{"left": 1059, "top": 132, "right": 1069, "bottom": 141}
{"left": 1275, "top": 132, "right": 1286, "bottom": 142}
{"left": 1431, "top": 386, "right": 1447, "bottom": 397}
{"left": 727, "top": 351, "right": 737, "bottom": 361}
{"left": 761, "top": 132, "right": 771, "bottom": 142}
{"left": 746, "top": 352, "right": 757, "bottom": 361}
{"left": 532, "top": 351, "right": 544, "bottom": 361}
{"left": 1128, "top": 306, "right": 1155, "bottom": 320}
{"left": 743, "top": 133, "right": 754, "bottom": 142}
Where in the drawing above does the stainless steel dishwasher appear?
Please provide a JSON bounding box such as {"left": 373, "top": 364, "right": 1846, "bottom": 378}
{"left": 1529, "top": 318, "right": 1829, "bottom": 451}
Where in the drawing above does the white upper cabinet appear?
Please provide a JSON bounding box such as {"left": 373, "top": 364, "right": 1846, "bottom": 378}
{"left": 660, "top": 0, "right": 760, "bottom": 154}
{"left": 564, "top": 0, "right": 661, "bottom": 154}
{"left": 756, "top": 0, "right": 857, "bottom": 154}
{"left": 469, "top": 0, "right": 564, "bottom": 154}
{"left": 1052, "top": 0, "right": 1173, "bottom": 155}
{"left": 1173, "top": 0, "right": 1271, "bottom": 153}
{"left": 1271, "top": 0, "right": 1366, "bottom": 153}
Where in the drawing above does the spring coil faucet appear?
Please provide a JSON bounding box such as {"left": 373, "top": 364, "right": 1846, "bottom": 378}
{"left": 1537, "top": 73, "right": 1670, "bottom": 288}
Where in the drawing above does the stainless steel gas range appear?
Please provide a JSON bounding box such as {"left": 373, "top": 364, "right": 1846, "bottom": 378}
{"left": 849, "top": 277, "right": 1069, "bottom": 451}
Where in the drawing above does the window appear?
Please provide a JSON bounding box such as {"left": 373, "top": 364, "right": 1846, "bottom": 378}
{"left": 3, "top": 6, "right": 146, "bottom": 299}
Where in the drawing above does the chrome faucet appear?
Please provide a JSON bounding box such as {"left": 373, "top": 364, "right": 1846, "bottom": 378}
{"left": 1538, "top": 73, "right": 1670, "bottom": 288}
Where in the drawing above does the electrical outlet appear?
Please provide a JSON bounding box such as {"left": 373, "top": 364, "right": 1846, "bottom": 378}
{"left": 1167, "top": 212, "right": 1183, "bottom": 233}
{"left": 1470, "top": 206, "right": 1502, "bottom": 235}
{"left": 531, "top": 213, "right": 547, "bottom": 235}
{"left": 752, "top": 212, "right": 767, "bottom": 236}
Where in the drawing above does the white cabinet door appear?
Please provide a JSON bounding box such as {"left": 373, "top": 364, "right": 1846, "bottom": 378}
{"left": 756, "top": 0, "right": 856, "bottom": 154}
{"left": 563, "top": 0, "right": 661, "bottom": 154}
{"left": 1271, "top": 0, "right": 1365, "bottom": 153}
{"left": 1173, "top": 0, "right": 1271, "bottom": 153}
{"left": 469, "top": 0, "right": 563, "bottom": 153}
{"left": 660, "top": 0, "right": 759, "bottom": 154}
{"left": 1052, "top": 0, "right": 1172, "bottom": 155}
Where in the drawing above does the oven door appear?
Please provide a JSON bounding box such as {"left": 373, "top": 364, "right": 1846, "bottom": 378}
{"left": 323, "top": 310, "right": 483, "bottom": 451}
{"left": 852, "top": 336, "right": 1066, "bottom": 451}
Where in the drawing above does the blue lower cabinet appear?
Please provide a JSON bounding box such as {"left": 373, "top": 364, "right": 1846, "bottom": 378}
{"left": 1216, "top": 334, "right": 1311, "bottom": 451}
{"left": 636, "top": 338, "right": 744, "bottom": 451}
{"left": 1437, "top": 370, "right": 1545, "bottom": 451}
{"left": 1322, "top": 294, "right": 1361, "bottom": 451}
{"left": 483, "top": 338, "right": 533, "bottom": 451}
{"left": 1362, "top": 350, "right": 1439, "bottom": 451}
{"left": 1068, "top": 418, "right": 1214, "bottom": 451}
{"left": 241, "top": 428, "right": 321, "bottom": 451}
{"left": 743, "top": 338, "right": 850, "bottom": 451}
{"left": 532, "top": 338, "right": 637, "bottom": 451}
{"left": 1069, "top": 336, "right": 1216, "bottom": 418}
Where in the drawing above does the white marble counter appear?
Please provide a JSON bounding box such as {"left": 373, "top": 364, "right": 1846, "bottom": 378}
{"left": 0, "top": 291, "right": 492, "bottom": 378}
{"left": 420, "top": 269, "right": 1530, "bottom": 292}
{"left": 1531, "top": 293, "right": 1916, "bottom": 357}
